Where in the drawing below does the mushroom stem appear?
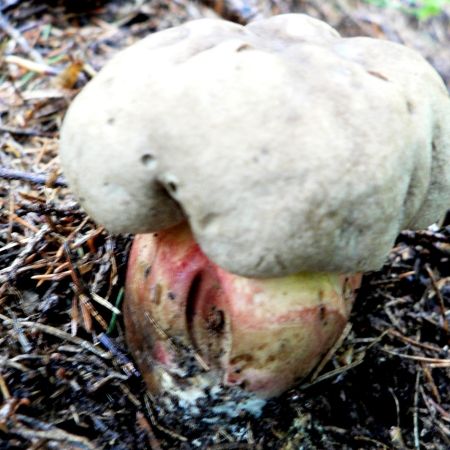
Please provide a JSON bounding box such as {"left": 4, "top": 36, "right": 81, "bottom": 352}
{"left": 124, "top": 223, "right": 361, "bottom": 422}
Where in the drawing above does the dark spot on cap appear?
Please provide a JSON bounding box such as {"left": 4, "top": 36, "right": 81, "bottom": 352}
{"left": 141, "top": 153, "right": 157, "bottom": 170}
{"left": 236, "top": 43, "right": 252, "bottom": 52}
{"left": 367, "top": 70, "right": 389, "bottom": 81}
{"left": 406, "top": 100, "right": 415, "bottom": 114}
{"left": 167, "top": 181, "right": 177, "bottom": 193}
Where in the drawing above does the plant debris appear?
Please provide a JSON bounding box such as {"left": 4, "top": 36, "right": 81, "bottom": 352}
{"left": 0, "top": 1, "right": 449, "bottom": 448}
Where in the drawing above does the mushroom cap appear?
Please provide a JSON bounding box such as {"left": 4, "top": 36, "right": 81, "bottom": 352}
{"left": 59, "top": 14, "right": 450, "bottom": 277}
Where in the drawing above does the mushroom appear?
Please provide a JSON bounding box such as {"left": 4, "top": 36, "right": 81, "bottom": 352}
{"left": 59, "top": 14, "right": 450, "bottom": 422}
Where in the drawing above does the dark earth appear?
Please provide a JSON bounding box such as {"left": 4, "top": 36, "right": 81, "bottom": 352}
{"left": 0, "top": 1, "right": 449, "bottom": 448}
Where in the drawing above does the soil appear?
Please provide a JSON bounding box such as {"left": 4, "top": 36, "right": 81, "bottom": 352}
{"left": 0, "top": 1, "right": 449, "bottom": 449}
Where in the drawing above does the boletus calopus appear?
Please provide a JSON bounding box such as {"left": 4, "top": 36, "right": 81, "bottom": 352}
{"left": 59, "top": 14, "right": 450, "bottom": 422}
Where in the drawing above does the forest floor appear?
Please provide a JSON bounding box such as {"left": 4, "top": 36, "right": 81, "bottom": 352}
{"left": 0, "top": 1, "right": 449, "bottom": 449}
